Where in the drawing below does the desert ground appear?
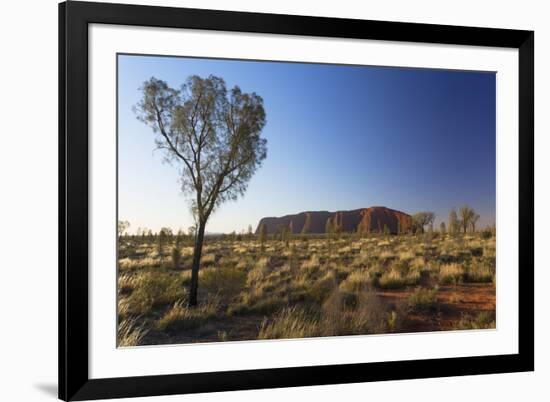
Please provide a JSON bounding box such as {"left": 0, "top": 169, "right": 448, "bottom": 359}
{"left": 117, "top": 231, "right": 496, "bottom": 346}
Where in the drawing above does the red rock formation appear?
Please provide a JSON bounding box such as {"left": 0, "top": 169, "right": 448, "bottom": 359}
{"left": 255, "top": 206, "right": 411, "bottom": 235}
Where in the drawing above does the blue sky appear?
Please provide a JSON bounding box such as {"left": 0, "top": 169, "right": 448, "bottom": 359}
{"left": 118, "top": 54, "right": 496, "bottom": 234}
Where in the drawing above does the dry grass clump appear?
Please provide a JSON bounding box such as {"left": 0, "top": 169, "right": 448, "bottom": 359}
{"left": 339, "top": 269, "right": 371, "bottom": 293}
{"left": 228, "top": 294, "right": 283, "bottom": 316}
{"left": 379, "top": 250, "right": 395, "bottom": 262}
{"left": 300, "top": 254, "right": 320, "bottom": 277}
{"left": 306, "top": 271, "right": 337, "bottom": 303}
{"left": 378, "top": 267, "right": 420, "bottom": 289}
{"left": 398, "top": 250, "right": 415, "bottom": 261}
{"left": 258, "top": 306, "right": 319, "bottom": 339}
{"left": 200, "top": 266, "right": 246, "bottom": 295}
{"left": 456, "top": 311, "right": 495, "bottom": 330}
{"left": 127, "top": 271, "right": 185, "bottom": 314}
{"left": 157, "top": 298, "right": 220, "bottom": 331}
{"left": 465, "top": 261, "right": 494, "bottom": 283}
{"left": 119, "top": 257, "right": 159, "bottom": 271}
{"left": 407, "top": 287, "right": 438, "bottom": 313}
{"left": 118, "top": 297, "right": 132, "bottom": 319}
{"left": 118, "top": 273, "right": 139, "bottom": 295}
{"left": 200, "top": 253, "right": 217, "bottom": 266}
{"left": 439, "top": 263, "right": 464, "bottom": 284}
{"left": 347, "top": 290, "right": 390, "bottom": 334}
{"left": 117, "top": 318, "right": 148, "bottom": 347}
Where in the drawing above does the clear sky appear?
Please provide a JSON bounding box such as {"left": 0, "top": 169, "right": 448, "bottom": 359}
{"left": 118, "top": 54, "right": 496, "bottom": 234}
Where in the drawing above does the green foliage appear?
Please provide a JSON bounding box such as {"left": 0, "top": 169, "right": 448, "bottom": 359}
{"left": 412, "top": 212, "right": 435, "bottom": 234}
{"left": 134, "top": 74, "right": 268, "bottom": 306}
{"left": 118, "top": 220, "right": 130, "bottom": 237}
{"left": 459, "top": 205, "right": 477, "bottom": 233}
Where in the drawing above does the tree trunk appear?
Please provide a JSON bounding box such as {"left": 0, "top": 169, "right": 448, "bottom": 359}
{"left": 188, "top": 222, "right": 206, "bottom": 307}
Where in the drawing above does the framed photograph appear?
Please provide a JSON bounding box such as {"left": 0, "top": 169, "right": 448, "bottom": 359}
{"left": 59, "top": 1, "right": 534, "bottom": 400}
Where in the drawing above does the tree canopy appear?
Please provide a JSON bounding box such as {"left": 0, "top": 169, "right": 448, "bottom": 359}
{"left": 134, "top": 75, "right": 268, "bottom": 306}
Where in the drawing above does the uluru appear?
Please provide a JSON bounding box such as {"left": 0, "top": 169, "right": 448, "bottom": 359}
{"left": 255, "top": 206, "right": 412, "bottom": 235}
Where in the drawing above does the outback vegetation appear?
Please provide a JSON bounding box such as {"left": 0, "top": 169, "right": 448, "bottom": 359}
{"left": 117, "top": 209, "right": 496, "bottom": 346}
{"left": 118, "top": 73, "right": 495, "bottom": 347}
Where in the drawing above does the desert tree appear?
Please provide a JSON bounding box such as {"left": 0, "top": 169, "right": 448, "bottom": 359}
{"left": 258, "top": 223, "right": 268, "bottom": 251}
{"left": 459, "top": 205, "right": 476, "bottom": 234}
{"left": 247, "top": 224, "right": 253, "bottom": 241}
{"left": 411, "top": 212, "right": 435, "bottom": 234}
{"left": 118, "top": 220, "right": 130, "bottom": 238}
{"left": 440, "top": 222, "right": 446, "bottom": 234}
{"left": 448, "top": 208, "right": 459, "bottom": 235}
{"left": 135, "top": 75, "right": 267, "bottom": 306}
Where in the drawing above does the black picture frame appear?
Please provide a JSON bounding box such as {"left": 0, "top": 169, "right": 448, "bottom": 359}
{"left": 59, "top": 1, "right": 534, "bottom": 400}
